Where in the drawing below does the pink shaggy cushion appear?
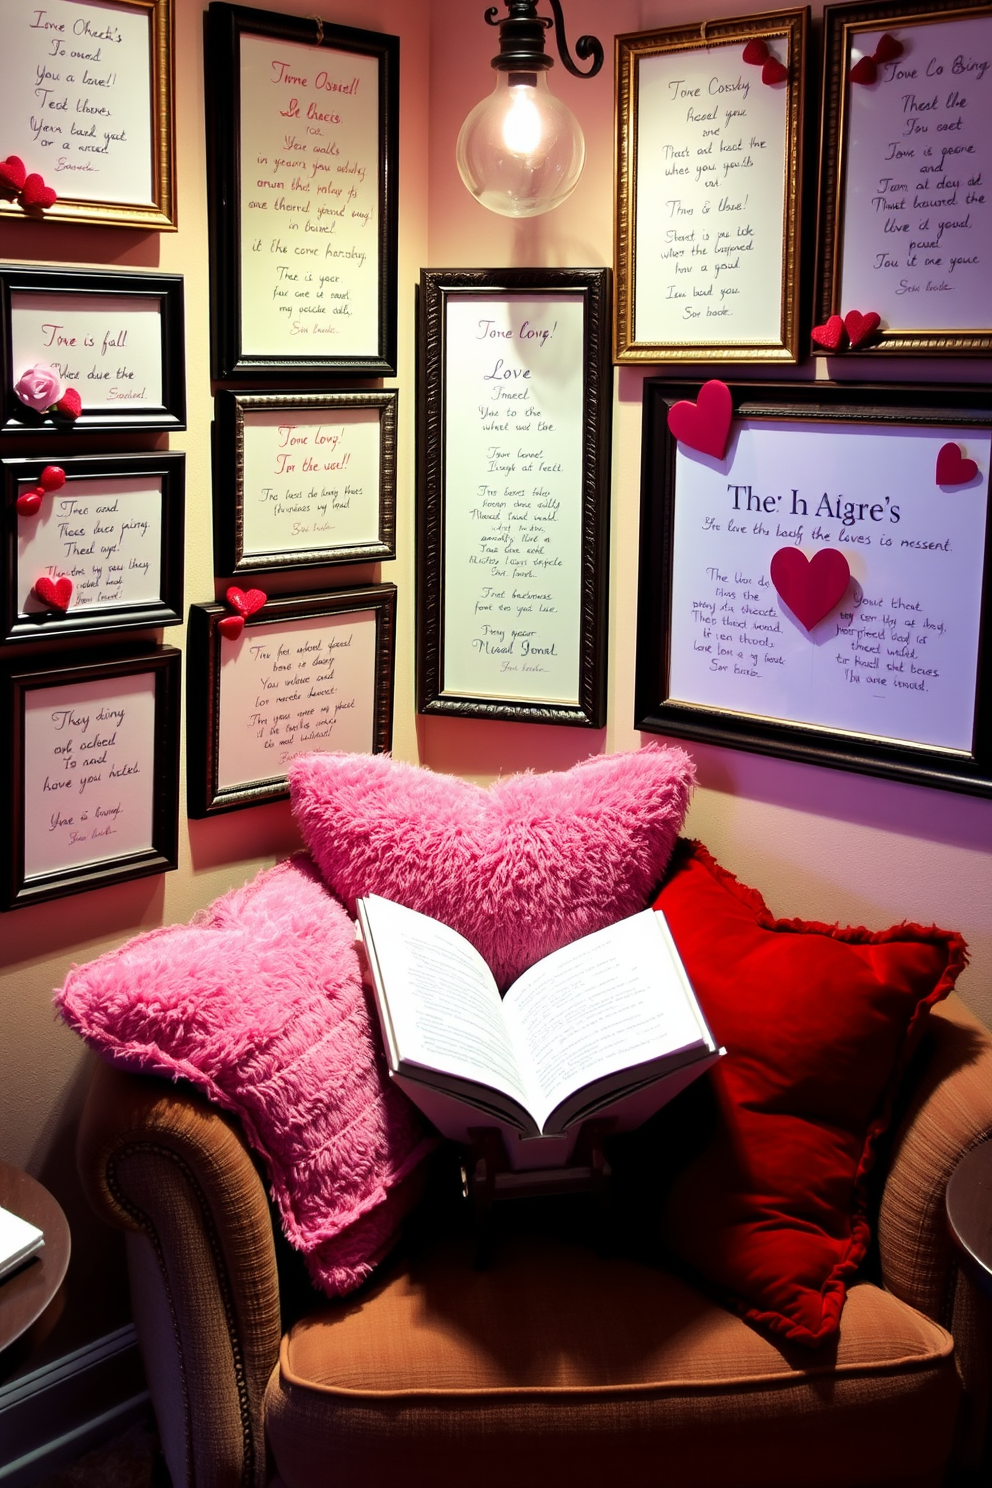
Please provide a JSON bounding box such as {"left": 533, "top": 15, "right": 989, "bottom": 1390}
{"left": 289, "top": 745, "right": 695, "bottom": 991}
{"left": 55, "top": 855, "right": 435, "bottom": 1297}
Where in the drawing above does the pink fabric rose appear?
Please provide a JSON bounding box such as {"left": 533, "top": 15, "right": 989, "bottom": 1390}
{"left": 14, "top": 363, "right": 63, "bottom": 413}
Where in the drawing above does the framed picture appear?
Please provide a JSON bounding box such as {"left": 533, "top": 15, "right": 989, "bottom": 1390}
{"left": 815, "top": 0, "right": 991, "bottom": 355}
{"left": 213, "top": 389, "right": 396, "bottom": 574}
{"left": 1, "top": 645, "right": 181, "bottom": 910}
{"left": 417, "top": 268, "right": 612, "bottom": 728}
{"left": 615, "top": 9, "right": 809, "bottom": 363}
{"left": 0, "top": 0, "right": 175, "bottom": 231}
{"left": 635, "top": 379, "right": 992, "bottom": 796}
{"left": 205, "top": 2, "right": 399, "bottom": 379}
{"left": 2, "top": 265, "right": 186, "bottom": 434}
{"left": 186, "top": 584, "right": 396, "bottom": 817}
{"left": 3, "top": 452, "right": 185, "bottom": 646}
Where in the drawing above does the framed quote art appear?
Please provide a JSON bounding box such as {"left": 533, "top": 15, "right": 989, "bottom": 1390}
{"left": 205, "top": 2, "right": 399, "bottom": 379}
{"left": 1, "top": 265, "right": 186, "bottom": 434}
{"left": 186, "top": 584, "right": 396, "bottom": 817}
{"left": 815, "top": 0, "right": 991, "bottom": 355}
{"left": 615, "top": 9, "right": 809, "bottom": 363}
{"left": 0, "top": 0, "right": 175, "bottom": 231}
{"left": 213, "top": 389, "right": 396, "bottom": 574}
{"left": 3, "top": 451, "right": 185, "bottom": 645}
{"left": 417, "top": 268, "right": 612, "bottom": 728}
{"left": 635, "top": 379, "right": 992, "bottom": 796}
{"left": 1, "top": 645, "right": 181, "bottom": 910}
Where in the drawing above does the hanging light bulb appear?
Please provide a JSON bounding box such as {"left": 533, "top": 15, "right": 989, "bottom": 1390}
{"left": 456, "top": 1, "right": 603, "bottom": 219}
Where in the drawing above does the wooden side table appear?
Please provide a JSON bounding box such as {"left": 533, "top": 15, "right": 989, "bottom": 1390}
{"left": 945, "top": 1139, "right": 992, "bottom": 1301}
{"left": 0, "top": 1161, "right": 71, "bottom": 1354}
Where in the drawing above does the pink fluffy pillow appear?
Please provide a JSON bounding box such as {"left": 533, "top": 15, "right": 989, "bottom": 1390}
{"left": 289, "top": 746, "right": 695, "bottom": 990}
{"left": 56, "top": 855, "right": 435, "bottom": 1297}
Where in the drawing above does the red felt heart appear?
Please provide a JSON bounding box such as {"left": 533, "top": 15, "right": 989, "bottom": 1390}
{"left": 849, "top": 55, "right": 878, "bottom": 85}
{"left": 667, "top": 380, "right": 733, "bottom": 460}
{"left": 844, "top": 309, "right": 881, "bottom": 348}
{"left": 762, "top": 56, "right": 789, "bottom": 85}
{"left": 811, "top": 314, "right": 847, "bottom": 351}
{"left": 21, "top": 173, "right": 57, "bottom": 209}
{"left": 742, "top": 38, "right": 769, "bottom": 66}
{"left": 39, "top": 464, "right": 66, "bottom": 492}
{"left": 935, "top": 442, "right": 979, "bottom": 486}
{"left": 34, "top": 574, "right": 73, "bottom": 611}
{"left": 872, "top": 33, "right": 903, "bottom": 64}
{"left": 770, "top": 548, "right": 851, "bottom": 632}
{"left": 218, "top": 614, "right": 245, "bottom": 640}
{"left": 16, "top": 488, "right": 44, "bottom": 516}
{"left": 226, "top": 585, "right": 267, "bottom": 618}
{"left": 53, "top": 387, "right": 82, "bottom": 419}
{"left": 0, "top": 155, "right": 27, "bottom": 193}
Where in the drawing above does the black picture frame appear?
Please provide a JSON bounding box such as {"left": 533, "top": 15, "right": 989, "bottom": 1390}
{"left": 3, "top": 452, "right": 185, "bottom": 646}
{"left": 1, "top": 645, "right": 181, "bottom": 910}
{"left": 635, "top": 378, "right": 992, "bottom": 796}
{"left": 1, "top": 265, "right": 186, "bottom": 435}
{"left": 186, "top": 584, "right": 396, "bottom": 817}
{"left": 205, "top": 2, "right": 399, "bottom": 380}
{"left": 417, "top": 267, "right": 612, "bottom": 728}
{"left": 213, "top": 389, "right": 396, "bottom": 573}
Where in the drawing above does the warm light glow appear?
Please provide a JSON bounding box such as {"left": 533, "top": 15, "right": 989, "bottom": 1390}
{"left": 456, "top": 70, "right": 585, "bottom": 218}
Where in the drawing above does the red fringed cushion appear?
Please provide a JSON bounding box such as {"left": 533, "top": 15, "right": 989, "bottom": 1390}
{"left": 654, "top": 840, "right": 967, "bottom": 1347}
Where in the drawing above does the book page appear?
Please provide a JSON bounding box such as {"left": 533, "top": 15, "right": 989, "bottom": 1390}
{"left": 359, "top": 896, "right": 531, "bottom": 1110}
{"left": 502, "top": 910, "right": 708, "bottom": 1131}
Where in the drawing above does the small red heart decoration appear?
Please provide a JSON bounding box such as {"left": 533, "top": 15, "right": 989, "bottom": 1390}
{"left": 770, "top": 549, "right": 851, "bottom": 632}
{"left": 935, "top": 442, "right": 979, "bottom": 486}
{"left": 742, "top": 38, "right": 769, "bottom": 65}
{"left": 762, "top": 56, "right": 789, "bottom": 85}
{"left": 21, "top": 173, "right": 57, "bottom": 209}
{"left": 812, "top": 314, "right": 847, "bottom": 351}
{"left": 218, "top": 614, "right": 245, "bottom": 640}
{"left": 844, "top": 309, "right": 881, "bottom": 348}
{"left": 0, "top": 155, "right": 27, "bottom": 193}
{"left": 34, "top": 574, "right": 73, "bottom": 611}
{"left": 16, "top": 488, "right": 44, "bottom": 516}
{"left": 39, "top": 464, "right": 66, "bottom": 492}
{"left": 53, "top": 387, "right": 82, "bottom": 419}
{"left": 226, "top": 585, "right": 267, "bottom": 618}
{"left": 872, "top": 33, "right": 904, "bottom": 64}
{"left": 849, "top": 55, "right": 878, "bottom": 85}
{"left": 667, "top": 380, "right": 733, "bottom": 460}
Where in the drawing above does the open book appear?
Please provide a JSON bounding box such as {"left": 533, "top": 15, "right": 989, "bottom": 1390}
{"left": 357, "top": 895, "right": 721, "bottom": 1168}
{"left": 0, "top": 1204, "right": 44, "bottom": 1282}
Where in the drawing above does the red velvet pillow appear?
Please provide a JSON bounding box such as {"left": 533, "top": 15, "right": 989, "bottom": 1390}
{"left": 654, "top": 840, "right": 967, "bottom": 1347}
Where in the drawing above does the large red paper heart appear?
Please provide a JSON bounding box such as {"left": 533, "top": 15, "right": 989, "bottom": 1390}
{"left": 849, "top": 55, "right": 878, "bottom": 85}
{"left": 844, "top": 309, "right": 881, "bottom": 348}
{"left": 218, "top": 614, "right": 245, "bottom": 640}
{"left": 39, "top": 464, "right": 66, "bottom": 492}
{"left": 35, "top": 574, "right": 73, "bottom": 611}
{"left": 770, "top": 548, "right": 851, "bottom": 632}
{"left": 872, "top": 33, "right": 904, "bottom": 64}
{"left": 811, "top": 315, "right": 847, "bottom": 351}
{"left": 762, "top": 56, "right": 789, "bottom": 85}
{"left": 935, "top": 442, "right": 978, "bottom": 486}
{"left": 0, "top": 155, "right": 27, "bottom": 193}
{"left": 742, "top": 38, "right": 769, "bottom": 66}
{"left": 53, "top": 387, "right": 82, "bottom": 419}
{"left": 667, "top": 380, "right": 733, "bottom": 460}
{"left": 21, "top": 173, "right": 57, "bottom": 209}
{"left": 16, "top": 488, "right": 44, "bottom": 517}
{"left": 226, "top": 585, "right": 267, "bottom": 618}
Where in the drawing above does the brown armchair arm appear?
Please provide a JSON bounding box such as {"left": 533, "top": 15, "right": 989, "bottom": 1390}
{"left": 878, "top": 992, "right": 992, "bottom": 1470}
{"left": 77, "top": 1058, "right": 282, "bottom": 1488}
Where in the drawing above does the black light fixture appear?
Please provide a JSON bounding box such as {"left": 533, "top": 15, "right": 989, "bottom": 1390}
{"left": 456, "top": 1, "right": 604, "bottom": 218}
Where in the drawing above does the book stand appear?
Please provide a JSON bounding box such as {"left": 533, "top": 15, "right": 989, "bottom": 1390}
{"left": 461, "top": 1122, "right": 614, "bottom": 1267}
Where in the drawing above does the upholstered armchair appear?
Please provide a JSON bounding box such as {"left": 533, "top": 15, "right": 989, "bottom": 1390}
{"left": 77, "top": 990, "right": 992, "bottom": 1488}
